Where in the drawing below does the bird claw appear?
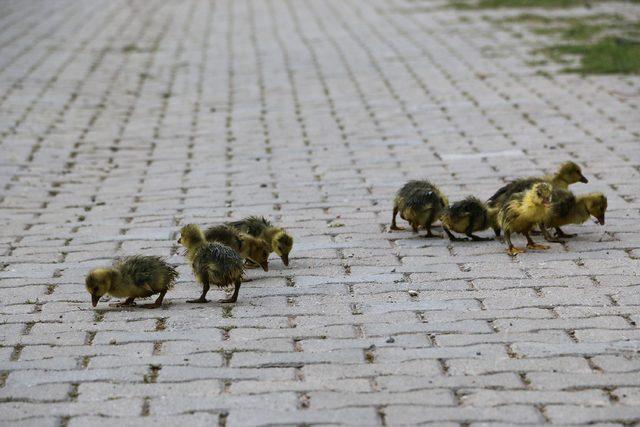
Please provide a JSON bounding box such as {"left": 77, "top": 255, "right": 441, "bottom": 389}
{"left": 109, "top": 301, "right": 136, "bottom": 307}
{"left": 545, "top": 238, "right": 565, "bottom": 244}
{"left": 187, "top": 298, "right": 209, "bottom": 304}
{"left": 389, "top": 225, "right": 405, "bottom": 231}
{"left": 139, "top": 303, "right": 162, "bottom": 309}
{"left": 507, "top": 247, "right": 525, "bottom": 256}
{"left": 218, "top": 297, "right": 237, "bottom": 304}
{"left": 423, "top": 232, "right": 442, "bottom": 239}
{"left": 555, "top": 231, "right": 577, "bottom": 238}
{"left": 527, "top": 243, "right": 550, "bottom": 250}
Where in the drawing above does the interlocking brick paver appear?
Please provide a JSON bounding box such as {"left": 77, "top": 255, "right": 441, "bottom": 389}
{"left": 1, "top": 0, "right": 639, "bottom": 424}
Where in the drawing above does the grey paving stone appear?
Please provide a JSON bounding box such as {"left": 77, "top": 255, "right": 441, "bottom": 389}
{"left": 1, "top": 0, "right": 639, "bottom": 424}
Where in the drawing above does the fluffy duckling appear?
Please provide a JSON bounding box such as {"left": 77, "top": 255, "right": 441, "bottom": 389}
{"left": 543, "top": 189, "right": 607, "bottom": 240}
{"left": 204, "top": 225, "right": 270, "bottom": 271}
{"left": 441, "top": 196, "right": 493, "bottom": 241}
{"left": 488, "top": 161, "right": 588, "bottom": 237}
{"left": 227, "top": 216, "right": 293, "bottom": 266}
{"left": 85, "top": 256, "right": 178, "bottom": 309}
{"left": 488, "top": 161, "right": 587, "bottom": 209}
{"left": 391, "top": 180, "right": 449, "bottom": 237}
{"left": 178, "top": 224, "right": 245, "bottom": 303}
{"left": 498, "top": 182, "right": 553, "bottom": 256}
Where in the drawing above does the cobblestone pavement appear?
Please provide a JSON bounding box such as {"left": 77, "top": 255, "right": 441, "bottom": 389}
{"left": 1, "top": 0, "right": 640, "bottom": 425}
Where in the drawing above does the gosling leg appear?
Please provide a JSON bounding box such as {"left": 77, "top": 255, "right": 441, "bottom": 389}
{"left": 444, "top": 227, "right": 469, "bottom": 242}
{"left": 109, "top": 297, "right": 136, "bottom": 307}
{"left": 541, "top": 223, "right": 564, "bottom": 244}
{"left": 555, "top": 227, "right": 576, "bottom": 238}
{"left": 468, "top": 233, "right": 493, "bottom": 241}
{"left": 187, "top": 281, "right": 210, "bottom": 303}
{"left": 390, "top": 206, "right": 404, "bottom": 231}
{"left": 525, "top": 231, "right": 550, "bottom": 250}
{"left": 219, "top": 281, "right": 241, "bottom": 304}
{"left": 140, "top": 290, "right": 166, "bottom": 309}
{"left": 464, "top": 222, "right": 491, "bottom": 241}
{"left": 505, "top": 231, "right": 525, "bottom": 256}
{"left": 423, "top": 226, "right": 442, "bottom": 238}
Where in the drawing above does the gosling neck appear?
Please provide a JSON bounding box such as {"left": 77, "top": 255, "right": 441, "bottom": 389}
{"left": 262, "top": 227, "right": 281, "bottom": 246}
{"left": 237, "top": 238, "right": 250, "bottom": 258}
{"left": 185, "top": 241, "right": 205, "bottom": 261}
{"left": 551, "top": 174, "right": 570, "bottom": 190}
{"left": 108, "top": 269, "right": 122, "bottom": 292}
{"left": 571, "top": 197, "right": 592, "bottom": 223}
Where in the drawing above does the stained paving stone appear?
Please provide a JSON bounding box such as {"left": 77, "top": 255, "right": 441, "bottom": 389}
{"left": 1, "top": 0, "right": 640, "bottom": 425}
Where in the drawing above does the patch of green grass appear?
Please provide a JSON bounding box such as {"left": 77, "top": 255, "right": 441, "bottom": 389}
{"left": 451, "top": 0, "right": 592, "bottom": 9}
{"left": 499, "top": 13, "right": 555, "bottom": 23}
{"left": 543, "top": 37, "right": 640, "bottom": 74}
{"left": 531, "top": 21, "right": 605, "bottom": 40}
{"left": 452, "top": 0, "right": 640, "bottom": 8}
{"left": 494, "top": 12, "right": 640, "bottom": 74}
{"left": 561, "top": 22, "right": 604, "bottom": 40}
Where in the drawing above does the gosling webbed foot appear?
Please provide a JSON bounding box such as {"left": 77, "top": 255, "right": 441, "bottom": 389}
{"left": 109, "top": 299, "right": 136, "bottom": 307}
{"left": 507, "top": 247, "right": 525, "bottom": 256}
{"left": 187, "top": 298, "right": 209, "bottom": 304}
{"left": 526, "top": 243, "right": 550, "bottom": 250}
{"left": 423, "top": 231, "right": 442, "bottom": 238}
{"left": 555, "top": 228, "right": 576, "bottom": 238}
{"left": 469, "top": 234, "right": 493, "bottom": 241}
{"left": 444, "top": 228, "right": 468, "bottom": 241}
{"left": 139, "top": 302, "right": 162, "bottom": 309}
{"left": 544, "top": 236, "right": 565, "bottom": 244}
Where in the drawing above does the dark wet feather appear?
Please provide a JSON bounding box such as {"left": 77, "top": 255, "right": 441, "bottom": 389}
{"left": 115, "top": 255, "right": 178, "bottom": 290}
{"left": 397, "top": 180, "right": 445, "bottom": 210}
{"left": 488, "top": 177, "right": 542, "bottom": 208}
{"left": 226, "top": 216, "right": 272, "bottom": 237}
{"left": 446, "top": 196, "right": 488, "bottom": 231}
{"left": 499, "top": 191, "right": 526, "bottom": 230}
{"left": 204, "top": 225, "right": 242, "bottom": 252}
{"left": 550, "top": 188, "right": 576, "bottom": 219}
{"left": 193, "top": 242, "right": 244, "bottom": 286}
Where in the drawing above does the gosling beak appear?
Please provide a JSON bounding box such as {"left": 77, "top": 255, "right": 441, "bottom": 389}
{"left": 542, "top": 198, "right": 551, "bottom": 208}
{"left": 177, "top": 237, "right": 182, "bottom": 244}
{"left": 597, "top": 215, "right": 605, "bottom": 225}
{"left": 91, "top": 295, "right": 100, "bottom": 307}
{"left": 579, "top": 175, "right": 588, "bottom": 183}
{"left": 261, "top": 262, "right": 269, "bottom": 272}
{"left": 281, "top": 254, "right": 289, "bottom": 266}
